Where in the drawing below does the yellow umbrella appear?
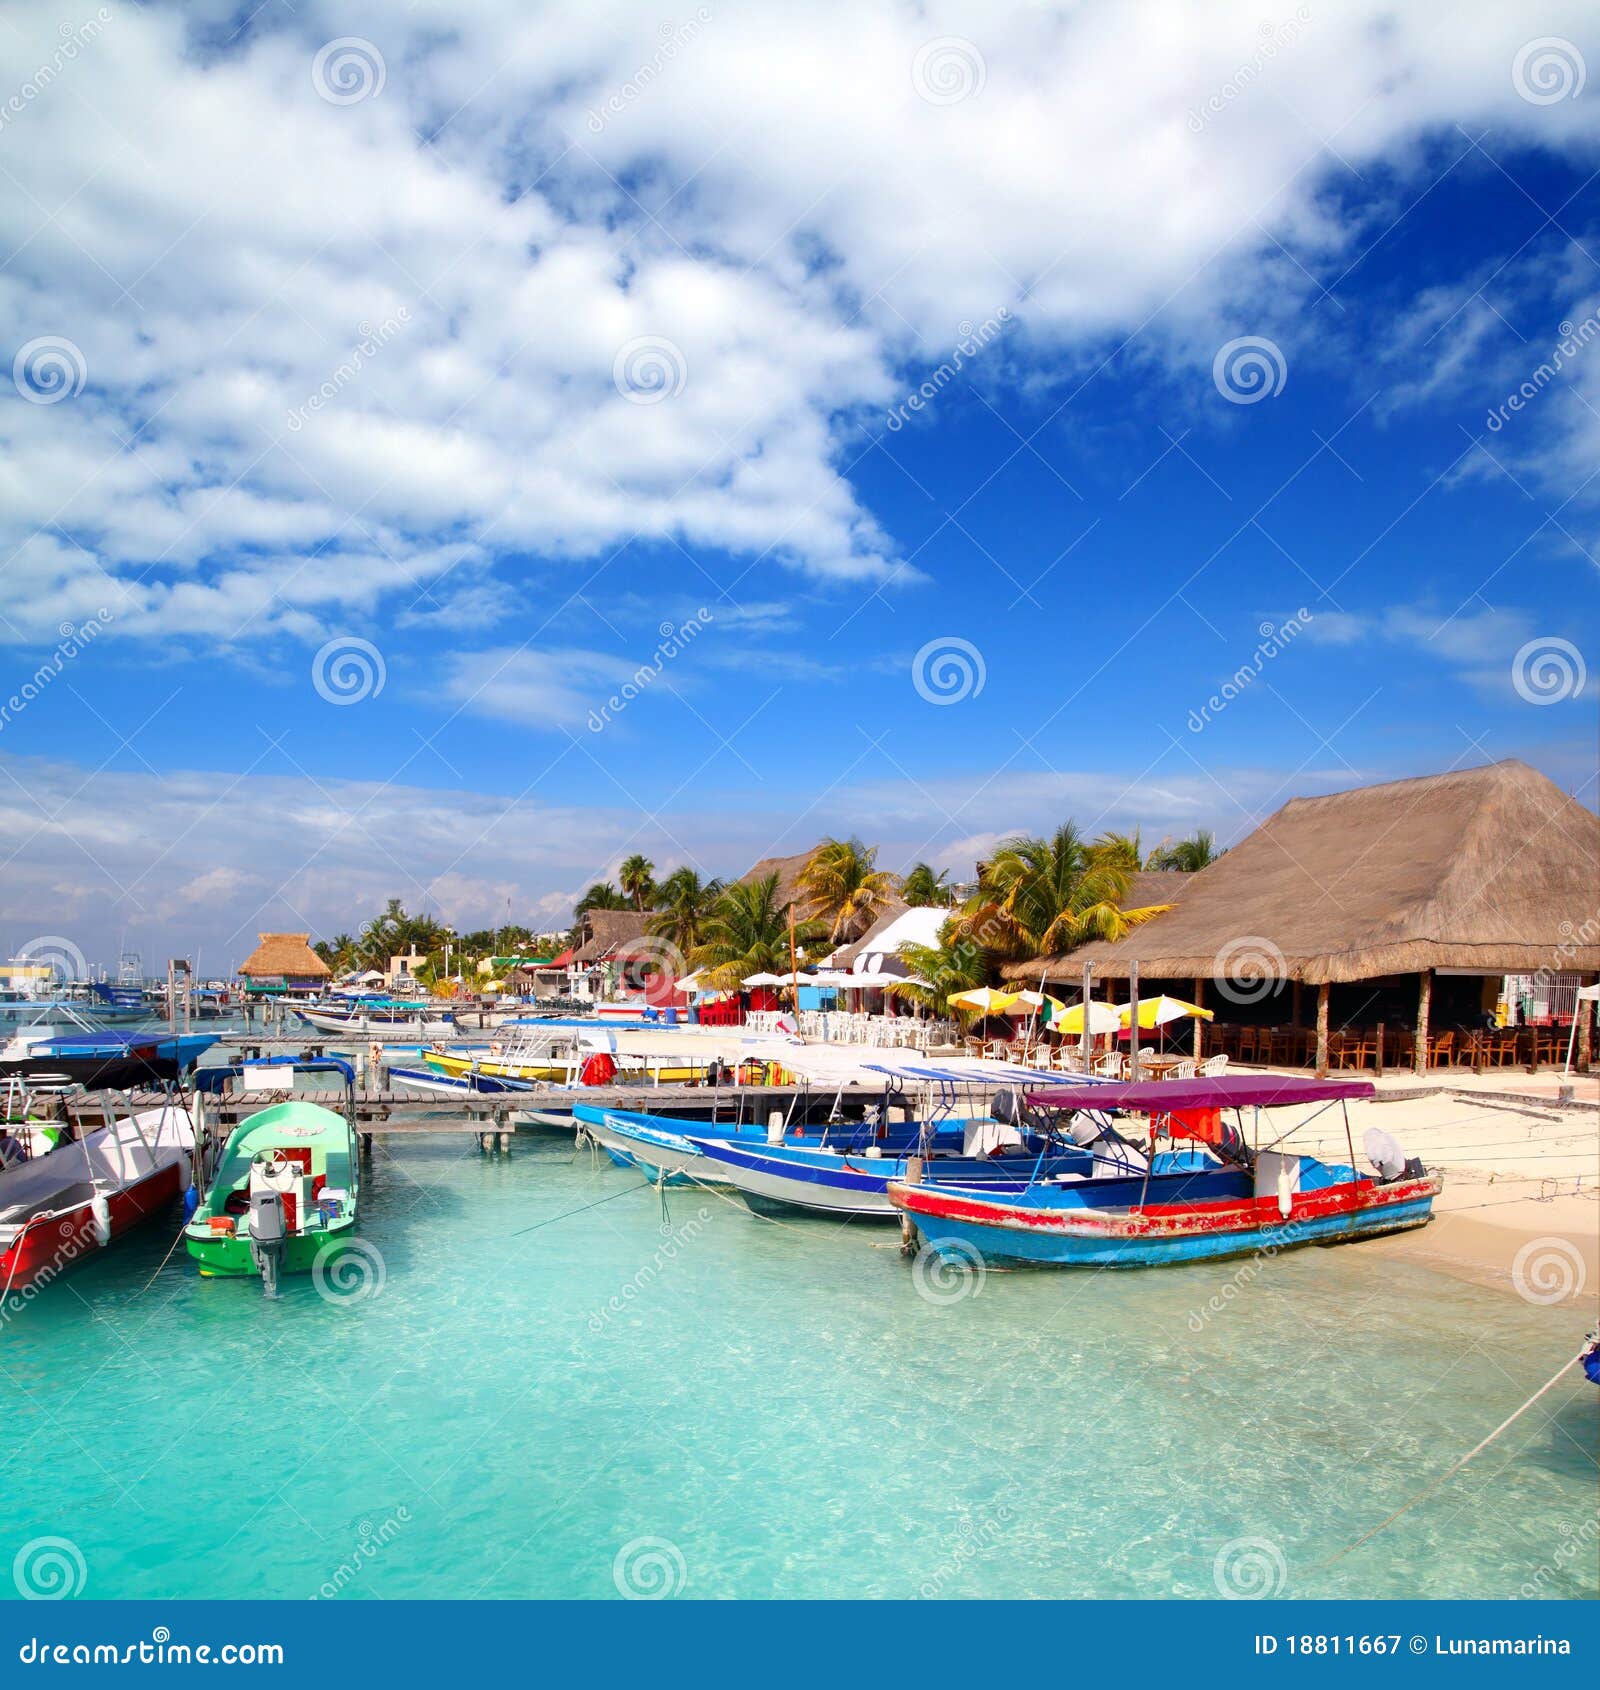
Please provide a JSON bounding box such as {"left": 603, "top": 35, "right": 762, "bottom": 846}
{"left": 1051, "top": 999, "right": 1122, "bottom": 1035}
{"left": 947, "top": 987, "right": 1021, "bottom": 1014}
{"left": 1118, "top": 994, "right": 1214, "bottom": 1029}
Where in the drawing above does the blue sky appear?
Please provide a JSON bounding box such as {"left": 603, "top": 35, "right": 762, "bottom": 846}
{"left": 1, "top": 2, "right": 1597, "bottom": 971}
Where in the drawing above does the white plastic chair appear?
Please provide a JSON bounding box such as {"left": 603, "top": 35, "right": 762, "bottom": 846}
{"left": 1199, "top": 1054, "right": 1230, "bottom": 1076}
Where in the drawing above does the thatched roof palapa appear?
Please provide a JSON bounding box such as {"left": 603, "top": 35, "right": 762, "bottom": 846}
{"left": 737, "top": 848, "right": 820, "bottom": 915}
{"left": 1015, "top": 760, "right": 1600, "bottom": 987}
{"left": 571, "top": 909, "right": 654, "bottom": 964}
{"left": 238, "top": 933, "right": 330, "bottom": 979}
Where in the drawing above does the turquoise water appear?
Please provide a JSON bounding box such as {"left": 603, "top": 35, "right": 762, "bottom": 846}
{"left": 1, "top": 1126, "right": 1595, "bottom": 1601}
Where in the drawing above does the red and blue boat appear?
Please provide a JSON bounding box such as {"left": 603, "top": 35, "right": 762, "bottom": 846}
{"left": 888, "top": 1075, "right": 1441, "bottom": 1267}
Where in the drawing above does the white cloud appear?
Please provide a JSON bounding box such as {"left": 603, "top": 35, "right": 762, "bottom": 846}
{"left": 4, "top": 1, "right": 1600, "bottom": 649}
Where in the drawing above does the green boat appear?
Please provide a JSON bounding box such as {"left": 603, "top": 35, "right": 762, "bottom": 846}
{"left": 184, "top": 1098, "right": 359, "bottom": 1291}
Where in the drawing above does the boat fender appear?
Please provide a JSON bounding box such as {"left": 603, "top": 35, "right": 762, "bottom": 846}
{"left": 182, "top": 1183, "right": 200, "bottom": 1220}
{"left": 90, "top": 1193, "right": 112, "bottom": 1248}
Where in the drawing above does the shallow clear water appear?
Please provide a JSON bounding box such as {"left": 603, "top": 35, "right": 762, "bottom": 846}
{"left": 2, "top": 1127, "right": 1594, "bottom": 1601}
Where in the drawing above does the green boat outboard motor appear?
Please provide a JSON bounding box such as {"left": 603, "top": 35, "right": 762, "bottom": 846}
{"left": 247, "top": 1189, "right": 287, "bottom": 1298}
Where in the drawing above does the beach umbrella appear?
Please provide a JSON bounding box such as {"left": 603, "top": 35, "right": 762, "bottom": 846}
{"left": 741, "top": 972, "right": 786, "bottom": 987}
{"left": 1049, "top": 999, "right": 1122, "bottom": 1036}
{"left": 948, "top": 987, "right": 1020, "bottom": 1014}
{"left": 1118, "top": 995, "right": 1215, "bottom": 1030}
{"left": 1009, "top": 989, "right": 1064, "bottom": 1013}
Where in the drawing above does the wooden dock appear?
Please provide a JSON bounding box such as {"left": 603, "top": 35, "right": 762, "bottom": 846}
{"left": 57, "top": 1082, "right": 883, "bottom": 1137}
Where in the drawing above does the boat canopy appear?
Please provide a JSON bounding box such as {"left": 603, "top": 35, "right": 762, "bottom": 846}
{"left": 194, "top": 1055, "right": 356, "bottom": 1093}
{"left": 1025, "top": 1074, "right": 1375, "bottom": 1111}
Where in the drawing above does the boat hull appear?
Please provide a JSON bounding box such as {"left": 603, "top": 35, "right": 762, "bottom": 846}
{"left": 186, "top": 1217, "right": 356, "bottom": 1278}
{"left": 889, "top": 1172, "right": 1442, "bottom": 1267}
{"left": 0, "top": 1159, "right": 185, "bottom": 1292}
{"left": 576, "top": 1109, "right": 733, "bottom": 1187}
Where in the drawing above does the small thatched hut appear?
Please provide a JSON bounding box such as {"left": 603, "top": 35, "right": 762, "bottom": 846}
{"left": 237, "top": 933, "right": 330, "bottom": 989}
{"left": 1009, "top": 760, "right": 1600, "bottom": 1074}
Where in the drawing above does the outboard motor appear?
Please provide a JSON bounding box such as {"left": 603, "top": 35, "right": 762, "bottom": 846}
{"left": 248, "top": 1189, "right": 287, "bottom": 1299}
{"left": 1363, "top": 1127, "right": 1425, "bottom": 1185}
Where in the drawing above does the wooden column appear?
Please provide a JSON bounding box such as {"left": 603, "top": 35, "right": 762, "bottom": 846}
{"left": 1079, "top": 964, "right": 1093, "bottom": 1070}
{"left": 1374, "top": 1021, "right": 1385, "bottom": 1078}
{"left": 1578, "top": 978, "right": 1595, "bottom": 1072}
{"left": 1192, "top": 976, "right": 1205, "bottom": 1061}
{"left": 1315, "top": 981, "right": 1330, "bottom": 1078}
{"left": 1128, "top": 960, "right": 1141, "bottom": 1083}
{"left": 1414, "top": 969, "right": 1432, "bottom": 1076}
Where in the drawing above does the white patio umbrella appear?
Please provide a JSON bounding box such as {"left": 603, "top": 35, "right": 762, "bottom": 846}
{"left": 741, "top": 971, "right": 786, "bottom": 987}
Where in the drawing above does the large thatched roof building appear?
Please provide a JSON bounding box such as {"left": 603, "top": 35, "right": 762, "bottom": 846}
{"left": 237, "top": 933, "right": 329, "bottom": 984}
{"left": 1011, "top": 761, "right": 1599, "bottom": 1073}
{"left": 571, "top": 909, "right": 654, "bottom": 965}
{"left": 737, "top": 848, "right": 819, "bottom": 914}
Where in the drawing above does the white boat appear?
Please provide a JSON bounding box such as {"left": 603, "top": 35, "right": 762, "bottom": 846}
{"left": 0, "top": 1098, "right": 200, "bottom": 1294}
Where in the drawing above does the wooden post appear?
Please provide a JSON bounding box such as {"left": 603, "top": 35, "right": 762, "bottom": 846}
{"left": 1578, "top": 979, "right": 1595, "bottom": 1072}
{"left": 1315, "top": 982, "right": 1330, "bottom": 1078}
{"left": 1128, "top": 960, "right": 1141, "bottom": 1084}
{"left": 1375, "top": 1022, "right": 1385, "bottom": 1078}
{"left": 1192, "top": 977, "right": 1205, "bottom": 1061}
{"left": 1079, "top": 964, "right": 1093, "bottom": 1071}
{"left": 1414, "top": 969, "right": 1432, "bottom": 1076}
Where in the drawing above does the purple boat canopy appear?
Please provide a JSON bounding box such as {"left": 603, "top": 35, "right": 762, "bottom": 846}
{"left": 1024, "top": 1074, "right": 1376, "bottom": 1111}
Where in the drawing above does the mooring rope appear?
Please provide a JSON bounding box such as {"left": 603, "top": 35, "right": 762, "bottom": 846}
{"left": 1323, "top": 1347, "right": 1588, "bottom": 1566}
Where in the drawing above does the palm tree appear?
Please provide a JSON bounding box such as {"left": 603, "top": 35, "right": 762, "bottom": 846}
{"left": 690, "top": 874, "right": 812, "bottom": 990}
{"left": 1088, "top": 829, "right": 1142, "bottom": 871}
{"left": 901, "top": 862, "right": 951, "bottom": 907}
{"left": 962, "top": 822, "right": 1172, "bottom": 959}
{"left": 884, "top": 921, "right": 993, "bottom": 1020}
{"left": 575, "top": 882, "right": 628, "bottom": 916}
{"left": 650, "top": 867, "right": 725, "bottom": 955}
{"left": 797, "top": 837, "right": 899, "bottom": 943}
{"left": 1146, "top": 830, "right": 1218, "bottom": 872}
{"left": 618, "top": 854, "right": 657, "bottom": 911}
